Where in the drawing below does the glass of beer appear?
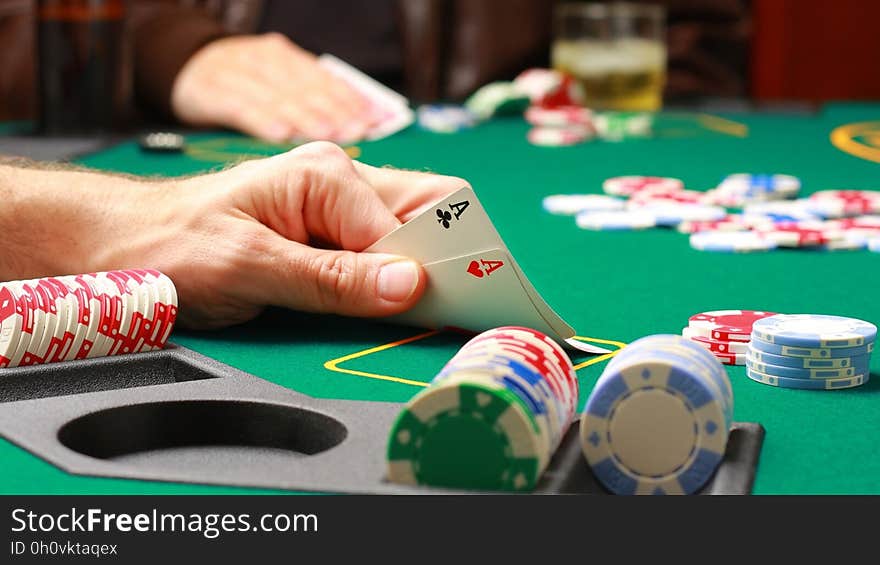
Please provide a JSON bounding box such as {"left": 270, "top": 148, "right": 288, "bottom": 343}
{"left": 552, "top": 2, "right": 666, "bottom": 111}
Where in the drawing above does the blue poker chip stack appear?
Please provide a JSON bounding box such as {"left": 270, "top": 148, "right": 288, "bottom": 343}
{"left": 746, "top": 314, "right": 876, "bottom": 390}
{"left": 580, "top": 334, "right": 733, "bottom": 495}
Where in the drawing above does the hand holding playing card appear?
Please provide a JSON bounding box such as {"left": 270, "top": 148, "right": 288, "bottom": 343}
{"left": 6, "top": 142, "right": 463, "bottom": 330}
{"left": 367, "top": 186, "right": 610, "bottom": 353}
{"left": 171, "top": 35, "right": 380, "bottom": 143}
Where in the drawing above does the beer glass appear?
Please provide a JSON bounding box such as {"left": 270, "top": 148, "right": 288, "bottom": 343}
{"left": 552, "top": 2, "right": 666, "bottom": 111}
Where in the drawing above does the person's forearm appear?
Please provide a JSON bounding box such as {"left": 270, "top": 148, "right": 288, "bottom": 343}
{"left": 0, "top": 161, "right": 174, "bottom": 280}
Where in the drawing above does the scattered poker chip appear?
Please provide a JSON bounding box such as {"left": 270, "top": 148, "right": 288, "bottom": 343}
{"left": 870, "top": 236, "right": 880, "bottom": 252}
{"left": 464, "top": 82, "right": 530, "bottom": 120}
{"left": 819, "top": 231, "right": 868, "bottom": 251}
{"left": 807, "top": 190, "right": 880, "bottom": 218}
{"left": 628, "top": 189, "right": 706, "bottom": 206}
{"left": 743, "top": 200, "right": 821, "bottom": 224}
{"left": 525, "top": 105, "right": 593, "bottom": 128}
{"left": 688, "top": 310, "right": 777, "bottom": 342}
{"left": 386, "top": 326, "right": 576, "bottom": 492}
{"left": 676, "top": 214, "right": 750, "bottom": 234}
{"left": 751, "top": 314, "right": 877, "bottom": 348}
{"left": 689, "top": 231, "right": 776, "bottom": 253}
{"left": 745, "top": 355, "right": 869, "bottom": 380}
{"left": 138, "top": 132, "right": 185, "bottom": 153}
{"left": 0, "top": 270, "right": 178, "bottom": 369}
{"left": 826, "top": 215, "right": 880, "bottom": 236}
{"left": 416, "top": 104, "right": 477, "bottom": 133}
{"left": 513, "top": 68, "right": 564, "bottom": 102}
{"left": 682, "top": 327, "right": 750, "bottom": 354}
{"left": 745, "top": 367, "right": 868, "bottom": 390}
{"left": 717, "top": 174, "right": 801, "bottom": 198}
{"left": 575, "top": 210, "right": 656, "bottom": 230}
{"left": 634, "top": 203, "right": 726, "bottom": 227}
{"left": 754, "top": 223, "right": 840, "bottom": 248}
{"left": 748, "top": 336, "right": 874, "bottom": 359}
{"left": 541, "top": 194, "right": 625, "bottom": 215}
{"left": 527, "top": 125, "right": 592, "bottom": 146}
{"left": 580, "top": 334, "right": 731, "bottom": 495}
{"left": 602, "top": 176, "right": 684, "bottom": 197}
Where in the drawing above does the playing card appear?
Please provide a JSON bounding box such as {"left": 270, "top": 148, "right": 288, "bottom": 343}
{"left": 368, "top": 187, "right": 609, "bottom": 353}
{"left": 318, "top": 54, "right": 414, "bottom": 141}
{"left": 390, "top": 248, "right": 562, "bottom": 339}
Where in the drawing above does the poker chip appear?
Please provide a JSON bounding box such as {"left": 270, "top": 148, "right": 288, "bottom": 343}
{"left": 464, "top": 82, "right": 530, "bottom": 120}
{"left": 689, "top": 231, "right": 776, "bottom": 253}
{"left": 602, "top": 176, "right": 684, "bottom": 197}
{"left": 688, "top": 310, "right": 777, "bottom": 342}
{"left": 533, "top": 73, "right": 585, "bottom": 108}
{"left": 513, "top": 68, "right": 564, "bottom": 103}
{"left": 628, "top": 189, "right": 706, "bottom": 206}
{"left": 745, "top": 367, "right": 868, "bottom": 390}
{"left": 634, "top": 203, "right": 727, "bottom": 227}
{"left": 0, "top": 270, "right": 178, "bottom": 369}
{"left": 386, "top": 326, "right": 576, "bottom": 491}
{"left": 416, "top": 104, "right": 477, "bottom": 133}
{"left": 753, "top": 222, "right": 841, "bottom": 248}
{"left": 747, "top": 348, "right": 866, "bottom": 369}
{"left": 749, "top": 336, "right": 873, "bottom": 359}
{"left": 525, "top": 105, "right": 593, "bottom": 128}
{"left": 819, "top": 231, "right": 869, "bottom": 251}
{"left": 869, "top": 236, "right": 880, "bottom": 252}
{"left": 527, "top": 125, "right": 592, "bottom": 146}
{"left": 542, "top": 194, "right": 625, "bottom": 215}
{"left": 745, "top": 354, "right": 869, "bottom": 380}
{"left": 682, "top": 327, "right": 750, "bottom": 354}
{"left": 580, "top": 334, "right": 731, "bottom": 495}
{"left": 676, "top": 214, "right": 750, "bottom": 234}
{"left": 752, "top": 314, "right": 877, "bottom": 348}
{"left": 742, "top": 200, "right": 821, "bottom": 224}
{"left": 713, "top": 351, "right": 747, "bottom": 366}
{"left": 807, "top": 190, "right": 880, "bottom": 218}
{"left": 594, "top": 112, "right": 653, "bottom": 141}
{"left": 138, "top": 132, "right": 185, "bottom": 153}
{"left": 717, "top": 174, "right": 801, "bottom": 199}
{"left": 575, "top": 210, "right": 656, "bottom": 230}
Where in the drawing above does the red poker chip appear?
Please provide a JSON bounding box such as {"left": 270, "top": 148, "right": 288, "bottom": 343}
{"left": 713, "top": 351, "right": 746, "bottom": 366}
{"left": 677, "top": 215, "right": 749, "bottom": 234}
{"left": 629, "top": 189, "right": 705, "bottom": 205}
{"left": 683, "top": 328, "right": 749, "bottom": 354}
{"left": 602, "top": 176, "right": 685, "bottom": 197}
{"left": 754, "top": 223, "right": 832, "bottom": 247}
{"left": 535, "top": 74, "right": 585, "bottom": 108}
{"left": 688, "top": 310, "right": 777, "bottom": 342}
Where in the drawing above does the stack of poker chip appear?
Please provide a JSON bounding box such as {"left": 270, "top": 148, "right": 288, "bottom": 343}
{"left": 514, "top": 68, "right": 596, "bottom": 147}
{"left": 580, "top": 334, "right": 733, "bottom": 495}
{"left": 386, "top": 326, "right": 578, "bottom": 492}
{"left": 0, "top": 270, "right": 178, "bottom": 369}
{"left": 682, "top": 310, "right": 778, "bottom": 366}
{"left": 746, "top": 314, "right": 876, "bottom": 390}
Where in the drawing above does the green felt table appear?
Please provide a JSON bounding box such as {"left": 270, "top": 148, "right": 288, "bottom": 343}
{"left": 2, "top": 103, "right": 879, "bottom": 495}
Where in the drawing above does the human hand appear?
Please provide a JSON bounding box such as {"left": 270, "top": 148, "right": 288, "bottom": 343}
{"left": 171, "top": 34, "right": 377, "bottom": 144}
{"left": 1, "top": 144, "right": 465, "bottom": 329}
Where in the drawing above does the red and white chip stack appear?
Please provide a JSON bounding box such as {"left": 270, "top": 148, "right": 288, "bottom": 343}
{"left": 0, "top": 269, "right": 178, "bottom": 368}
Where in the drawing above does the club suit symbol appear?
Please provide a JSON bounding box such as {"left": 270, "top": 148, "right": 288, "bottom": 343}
{"left": 436, "top": 209, "right": 452, "bottom": 228}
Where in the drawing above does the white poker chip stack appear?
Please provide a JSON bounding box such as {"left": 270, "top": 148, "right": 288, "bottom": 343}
{"left": 0, "top": 269, "right": 178, "bottom": 368}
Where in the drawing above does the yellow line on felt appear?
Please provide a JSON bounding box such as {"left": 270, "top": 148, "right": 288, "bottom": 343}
{"left": 697, "top": 113, "right": 749, "bottom": 137}
{"left": 323, "top": 330, "right": 440, "bottom": 387}
{"left": 568, "top": 335, "right": 627, "bottom": 371}
{"left": 830, "top": 122, "right": 880, "bottom": 164}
